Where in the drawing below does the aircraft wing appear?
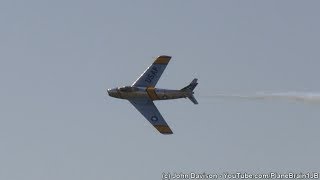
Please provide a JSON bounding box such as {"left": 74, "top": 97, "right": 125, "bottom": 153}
{"left": 129, "top": 99, "right": 173, "bottom": 134}
{"left": 132, "top": 55, "right": 171, "bottom": 87}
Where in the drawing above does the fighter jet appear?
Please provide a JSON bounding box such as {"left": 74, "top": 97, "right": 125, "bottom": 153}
{"left": 107, "top": 55, "right": 198, "bottom": 134}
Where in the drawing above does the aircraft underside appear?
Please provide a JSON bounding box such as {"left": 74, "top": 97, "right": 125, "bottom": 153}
{"left": 113, "top": 87, "right": 189, "bottom": 100}
{"left": 107, "top": 55, "right": 198, "bottom": 134}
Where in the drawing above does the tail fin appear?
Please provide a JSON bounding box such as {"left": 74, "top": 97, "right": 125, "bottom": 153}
{"left": 181, "top": 78, "right": 198, "bottom": 91}
{"left": 181, "top": 78, "right": 199, "bottom": 104}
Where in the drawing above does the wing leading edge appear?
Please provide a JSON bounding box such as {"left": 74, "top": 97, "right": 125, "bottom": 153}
{"left": 129, "top": 99, "right": 173, "bottom": 134}
{"left": 132, "top": 55, "right": 171, "bottom": 87}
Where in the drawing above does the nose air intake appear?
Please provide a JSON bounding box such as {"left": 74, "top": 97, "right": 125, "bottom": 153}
{"left": 107, "top": 88, "right": 118, "bottom": 97}
{"left": 107, "top": 89, "right": 111, "bottom": 95}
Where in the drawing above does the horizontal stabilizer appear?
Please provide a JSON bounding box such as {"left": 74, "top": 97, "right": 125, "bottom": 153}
{"left": 188, "top": 94, "right": 198, "bottom": 104}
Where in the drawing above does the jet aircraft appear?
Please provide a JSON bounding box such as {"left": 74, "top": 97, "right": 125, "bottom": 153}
{"left": 107, "top": 55, "right": 198, "bottom": 134}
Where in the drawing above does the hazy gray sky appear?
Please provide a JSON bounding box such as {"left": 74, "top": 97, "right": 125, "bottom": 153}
{"left": 1, "top": 1, "right": 320, "bottom": 180}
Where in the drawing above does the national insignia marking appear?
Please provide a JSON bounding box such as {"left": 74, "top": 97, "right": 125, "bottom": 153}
{"left": 151, "top": 116, "right": 158, "bottom": 121}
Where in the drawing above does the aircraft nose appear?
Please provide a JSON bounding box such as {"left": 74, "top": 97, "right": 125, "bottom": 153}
{"left": 107, "top": 88, "right": 112, "bottom": 95}
{"left": 107, "top": 88, "right": 116, "bottom": 97}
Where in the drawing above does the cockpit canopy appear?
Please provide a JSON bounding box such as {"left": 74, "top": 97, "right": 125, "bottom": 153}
{"left": 118, "top": 86, "right": 139, "bottom": 92}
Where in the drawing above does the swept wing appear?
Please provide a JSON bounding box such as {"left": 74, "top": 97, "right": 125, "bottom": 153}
{"left": 132, "top": 55, "right": 171, "bottom": 87}
{"left": 129, "top": 99, "right": 173, "bottom": 134}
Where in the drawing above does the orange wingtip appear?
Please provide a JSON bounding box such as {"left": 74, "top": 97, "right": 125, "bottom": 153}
{"left": 154, "top": 125, "right": 173, "bottom": 134}
{"left": 154, "top": 55, "right": 171, "bottom": 64}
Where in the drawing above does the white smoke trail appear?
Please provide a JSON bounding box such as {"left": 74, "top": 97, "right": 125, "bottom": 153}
{"left": 201, "top": 92, "right": 320, "bottom": 104}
